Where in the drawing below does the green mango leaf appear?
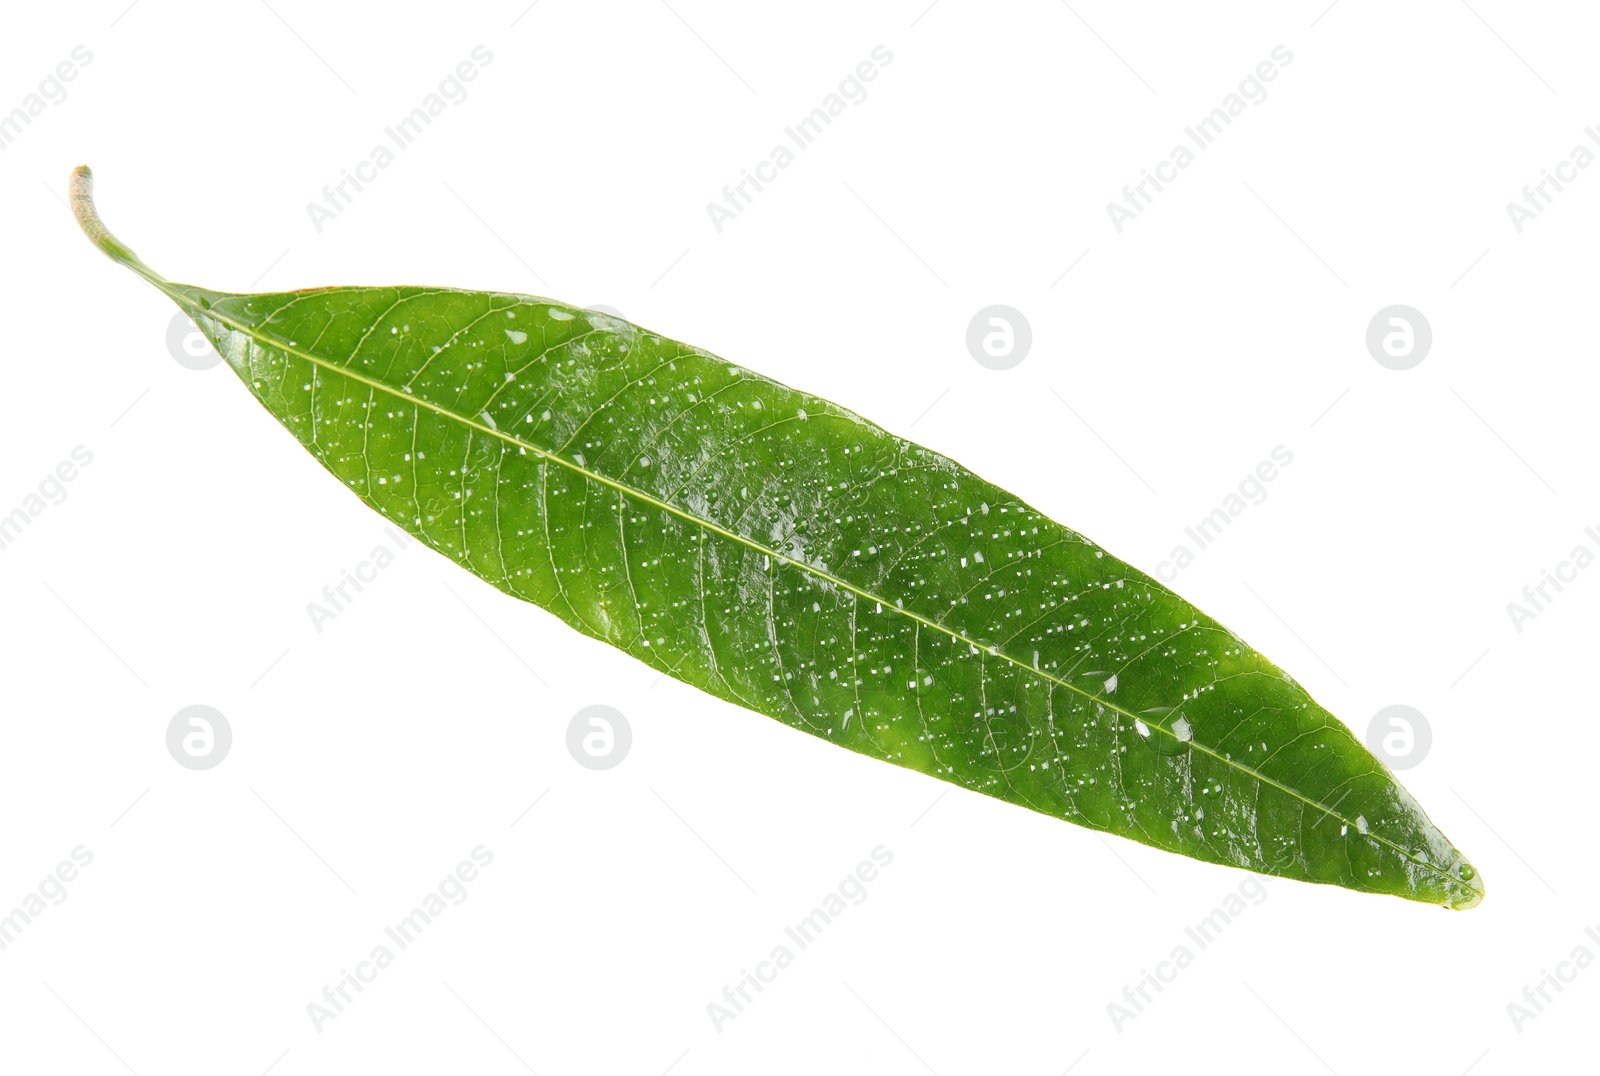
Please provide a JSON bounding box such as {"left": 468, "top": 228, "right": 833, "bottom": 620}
{"left": 71, "top": 166, "right": 1481, "bottom": 908}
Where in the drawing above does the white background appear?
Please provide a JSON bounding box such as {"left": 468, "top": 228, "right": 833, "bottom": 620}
{"left": 1, "top": 1, "right": 1594, "bottom": 1073}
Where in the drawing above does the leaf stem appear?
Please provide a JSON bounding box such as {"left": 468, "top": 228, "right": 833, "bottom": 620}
{"left": 69, "top": 165, "right": 168, "bottom": 286}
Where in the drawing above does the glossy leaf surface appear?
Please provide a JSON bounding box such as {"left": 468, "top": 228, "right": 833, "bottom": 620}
{"left": 72, "top": 167, "right": 1482, "bottom": 908}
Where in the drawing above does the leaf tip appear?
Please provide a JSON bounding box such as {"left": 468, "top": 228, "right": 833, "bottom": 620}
{"left": 1450, "top": 868, "right": 1485, "bottom": 911}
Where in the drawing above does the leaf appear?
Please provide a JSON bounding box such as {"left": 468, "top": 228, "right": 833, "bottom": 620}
{"left": 71, "top": 166, "right": 1482, "bottom": 908}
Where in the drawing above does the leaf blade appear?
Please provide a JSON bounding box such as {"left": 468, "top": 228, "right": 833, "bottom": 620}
{"left": 72, "top": 171, "right": 1482, "bottom": 908}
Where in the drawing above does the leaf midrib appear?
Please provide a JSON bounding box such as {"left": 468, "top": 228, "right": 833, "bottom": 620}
{"left": 177, "top": 283, "right": 1471, "bottom": 896}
